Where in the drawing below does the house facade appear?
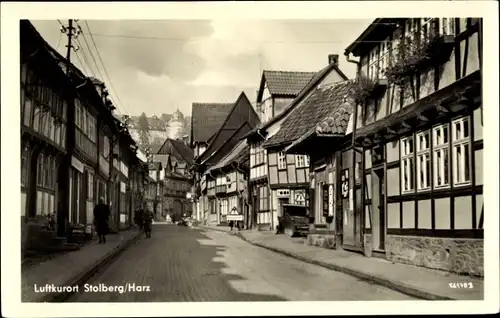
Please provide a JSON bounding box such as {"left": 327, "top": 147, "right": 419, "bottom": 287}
{"left": 21, "top": 20, "right": 142, "bottom": 254}
{"left": 247, "top": 58, "right": 349, "bottom": 231}
{"left": 191, "top": 93, "right": 260, "bottom": 225}
{"left": 286, "top": 18, "right": 483, "bottom": 276}
{"left": 268, "top": 80, "right": 354, "bottom": 249}
{"left": 20, "top": 21, "right": 72, "bottom": 250}
{"left": 190, "top": 102, "right": 234, "bottom": 221}
{"left": 203, "top": 140, "right": 250, "bottom": 226}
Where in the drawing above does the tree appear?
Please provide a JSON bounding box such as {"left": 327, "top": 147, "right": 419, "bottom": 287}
{"left": 137, "top": 112, "right": 151, "bottom": 152}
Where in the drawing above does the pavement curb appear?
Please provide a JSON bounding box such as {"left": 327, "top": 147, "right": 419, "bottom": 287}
{"left": 200, "top": 227, "right": 454, "bottom": 301}
{"left": 39, "top": 231, "right": 142, "bottom": 302}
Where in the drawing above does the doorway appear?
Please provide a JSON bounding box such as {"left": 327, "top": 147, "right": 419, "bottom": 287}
{"left": 371, "top": 167, "right": 386, "bottom": 251}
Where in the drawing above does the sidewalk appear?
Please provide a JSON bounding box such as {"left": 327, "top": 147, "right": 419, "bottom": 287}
{"left": 201, "top": 225, "right": 483, "bottom": 301}
{"left": 22, "top": 229, "right": 141, "bottom": 302}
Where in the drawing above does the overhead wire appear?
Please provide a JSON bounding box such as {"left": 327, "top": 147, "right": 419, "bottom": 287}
{"left": 82, "top": 20, "right": 129, "bottom": 115}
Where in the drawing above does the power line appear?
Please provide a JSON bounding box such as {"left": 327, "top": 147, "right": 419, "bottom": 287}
{"left": 74, "top": 22, "right": 106, "bottom": 84}
{"left": 88, "top": 32, "right": 375, "bottom": 44}
{"left": 82, "top": 20, "right": 129, "bottom": 115}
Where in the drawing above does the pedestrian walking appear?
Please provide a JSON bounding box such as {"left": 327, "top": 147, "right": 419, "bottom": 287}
{"left": 143, "top": 207, "right": 154, "bottom": 238}
{"left": 93, "top": 197, "right": 110, "bottom": 244}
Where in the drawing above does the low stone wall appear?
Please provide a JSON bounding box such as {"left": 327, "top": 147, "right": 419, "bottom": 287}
{"left": 385, "top": 235, "right": 484, "bottom": 277}
{"left": 306, "top": 232, "right": 336, "bottom": 249}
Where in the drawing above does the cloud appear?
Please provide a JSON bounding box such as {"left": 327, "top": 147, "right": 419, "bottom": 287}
{"left": 30, "top": 19, "right": 372, "bottom": 118}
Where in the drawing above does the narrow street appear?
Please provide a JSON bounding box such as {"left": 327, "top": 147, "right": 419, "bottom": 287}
{"left": 69, "top": 224, "right": 415, "bottom": 301}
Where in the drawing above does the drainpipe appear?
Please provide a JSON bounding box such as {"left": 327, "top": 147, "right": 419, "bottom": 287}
{"left": 345, "top": 52, "right": 361, "bottom": 250}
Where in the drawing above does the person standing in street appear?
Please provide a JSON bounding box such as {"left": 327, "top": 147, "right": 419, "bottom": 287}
{"left": 93, "top": 197, "right": 110, "bottom": 244}
{"left": 142, "top": 206, "right": 154, "bottom": 238}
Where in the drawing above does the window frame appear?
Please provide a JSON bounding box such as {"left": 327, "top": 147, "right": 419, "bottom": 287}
{"left": 278, "top": 152, "right": 287, "bottom": 170}
{"left": 258, "top": 185, "right": 269, "bottom": 211}
{"left": 416, "top": 130, "right": 431, "bottom": 191}
{"left": 432, "top": 123, "right": 450, "bottom": 189}
{"left": 400, "top": 136, "right": 415, "bottom": 193}
{"left": 452, "top": 116, "right": 472, "bottom": 186}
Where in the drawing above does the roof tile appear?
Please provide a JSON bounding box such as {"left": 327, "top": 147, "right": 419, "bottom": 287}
{"left": 263, "top": 80, "right": 353, "bottom": 147}
{"left": 263, "top": 70, "right": 316, "bottom": 97}
{"left": 191, "top": 103, "right": 234, "bottom": 144}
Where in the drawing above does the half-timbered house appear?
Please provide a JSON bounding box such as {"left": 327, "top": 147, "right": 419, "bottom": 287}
{"left": 21, "top": 21, "right": 73, "bottom": 251}
{"left": 339, "top": 17, "right": 483, "bottom": 276}
{"left": 193, "top": 92, "right": 260, "bottom": 225}
{"left": 190, "top": 102, "right": 233, "bottom": 222}
{"left": 270, "top": 81, "right": 355, "bottom": 250}
{"left": 246, "top": 56, "right": 349, "bottom": 231}
{"left": 256, "top": 70, "right": 315, "bottom": 123}
{"left": 204, "top": 140, "right": 251, "bottom": 227}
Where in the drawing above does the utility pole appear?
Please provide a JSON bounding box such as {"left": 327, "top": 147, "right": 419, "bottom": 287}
{"left": 57, "top": 19, "right": 77, "bottom": 237}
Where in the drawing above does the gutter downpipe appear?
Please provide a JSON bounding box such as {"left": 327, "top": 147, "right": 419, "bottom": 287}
{"left": 345, "top": 52, "right": 361, "bottom": 250}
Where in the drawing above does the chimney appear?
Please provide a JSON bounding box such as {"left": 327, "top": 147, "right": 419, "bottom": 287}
{"left": 328, "top": 54, "right": 339, "bottom": 66}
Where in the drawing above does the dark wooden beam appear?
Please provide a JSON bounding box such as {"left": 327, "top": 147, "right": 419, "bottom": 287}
{"left": 436, "top": 104, "right": 449, "bottom": 114}
{"left": 417, "top": 113, "right": 429, "bottom": 122}
{"left": 387, "top": 127, "right": 397, "bottom": 135}
{"left": 401, "top": 121, "right": 411, "bottom": 130}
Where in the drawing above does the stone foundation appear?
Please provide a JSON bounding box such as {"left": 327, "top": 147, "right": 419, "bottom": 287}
{"left": 362, "top": 233, "right": 483, "bottom": 276}
{"left": 385, "top": 235, "right": 484, "bottom": 277}
{"left": 306, "top": 232, "right": 337, "bottom": 249}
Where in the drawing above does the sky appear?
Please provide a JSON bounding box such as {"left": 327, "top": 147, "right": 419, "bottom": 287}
{"left": 31, "top": 19, "right": 372, "bottom": 117}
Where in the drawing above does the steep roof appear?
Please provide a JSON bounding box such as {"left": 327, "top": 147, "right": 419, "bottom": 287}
{"left": 245, "top": 62, "right": 349, "bottom": 140}
{"left": 257, "top": 70, "right": 316, "bottom": 101}
{"left": 156, "top": 138, "right": 194, "bottom": 165}
{"left": 152, "top": 154, "right": 171, "bottom": 168}
{"left": 206, "top": 139, "right": 249, "bottom": 174}
{"left": 263, "top": 80, "right": 353, "bottom": 148}
{"left": 190, "top": 102, "right": 234, "bottom": 146}
{"left": 197, "top": 92, "right": 260, "bottom": 164}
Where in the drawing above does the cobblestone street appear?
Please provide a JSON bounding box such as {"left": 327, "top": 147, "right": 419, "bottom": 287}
{"left": 69, "top": 225, "right": 415, "bottom": 301}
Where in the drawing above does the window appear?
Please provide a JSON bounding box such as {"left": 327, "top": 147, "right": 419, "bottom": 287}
{"left": 405, "top": 18, "right": 419, "bottom": 40}
{"left": 75, "top": 101, "right": 81, "bottom": 129}
{"left": 433, "top": 124, "right": 450, "bottom": 188}
{"left": 50, "top": 117, "right": 56, "bottom": 142}
{"left": 278, "top": 152, "right": 286, "bottom": 170}
{"left": 33, "top": 105, "right": 40, "bottom": 132}
{"left": 452, "top": 117, "right": 471, "bottom": 185}
{"left": 88, "top": 172, "right": 94, "bottom": 199}
{"left": 44, "top": 155, "right": 50, "bottom": 187}
{"left": 420, "top": 18, "right": 434, "bottom": 40}
{"left": 295, "top": 155, "right": 310, "bottom": 168}
{"left": 416, "top": 131, "right": 431, "bottom": 191}
{"left": 379, "top": 39, "right": 390, "bottom": 79}
{"left": 60, "top": 125, "right": 66, "bottom": 147}
{"left": 23, "top": 96, "right": 33, "bottom": 127}
{"left": 220, "top": 199, "right": 228, "bottom": 216}
{"left": 368, "top": 46, "right": 380, "bottom": 80}
{"left": 21, "top": 147, "right": 28, "bottom": 187}
{"left": 37, "top": 154, "right": 44, "bottom": 186}
{"left": 55, "top": 125, "right": 61, "bottom": 145}
{"left": 258, "top": 185, "right": 269, "bottom": 211}
{"left": 401, "top": 137, "right": 414, "bottom": 193}
{"left": 439, "top": 18, "right": 455, "bottom": 36}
